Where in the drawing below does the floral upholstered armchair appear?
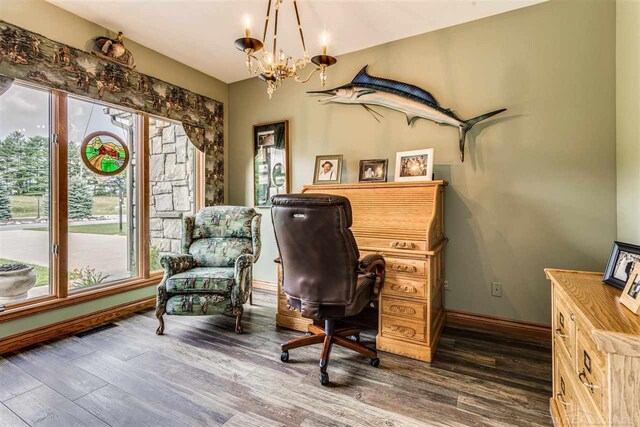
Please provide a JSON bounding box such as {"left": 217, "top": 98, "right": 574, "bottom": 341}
{"left": 155, "top": 206, "right": 261, "bottom": 335}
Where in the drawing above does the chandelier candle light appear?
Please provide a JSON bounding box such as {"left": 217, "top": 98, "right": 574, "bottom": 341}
{"left": 234, "top": 0, "right": 337, "bottom": 98}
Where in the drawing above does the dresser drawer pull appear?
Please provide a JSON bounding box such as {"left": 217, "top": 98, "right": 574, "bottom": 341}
{"left": 393, "top": 265, "right": 417, "bottom": 273}
{"left": 570, "top": 313, "right": 575, "bottom": 321}
{"left": 389, "top": 305, "right": 416, "bottom": 315}
{"left": 555, "top": 328, "right": 569, "bottom": 339}
{"left": 578, "top": 370, "right": 598, "bottom": 391}
{"left": 390, "top": 284, "right": 417, "bottom": 294}
{"left": 387, "top": 325, "right": 416, "bottom": 338}
{"left": 390, "top": 241, "right": 416, "bottom": 249}
{"left": 556, "top": 393, "right": 570, "bottom": 408}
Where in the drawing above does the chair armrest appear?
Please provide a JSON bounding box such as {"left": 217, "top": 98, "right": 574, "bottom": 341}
{"left": 358, "top": 253, "right": 386, "bottom": 301}
{"left": 159, "top": 252, "right": 195, "bottom": 278}
{"left": 233, "top": 253, "right": 254, "bottom": 305}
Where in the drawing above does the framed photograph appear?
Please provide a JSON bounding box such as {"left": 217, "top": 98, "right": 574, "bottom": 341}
{"left": 253, "top": 120, "right": 289, "bottom": 207}
{"left": 394, "top": 148, "right": 434, "bottom": 182}
{"left": 620, "top": 263, "right": 640, "bottom": 315}
{"left": 313, "top": 155, "right": 343, "bottom": 184}
{"left": 603, "top": 241, "right": 640, "bottom": 290}
{"left": 359, "top": 159, "right": 388, "bottom": 182}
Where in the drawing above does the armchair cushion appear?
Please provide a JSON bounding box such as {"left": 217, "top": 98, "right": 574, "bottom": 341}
{"left": 165, "top": 294, "right": 230, "bottom": 316}
{"left": 165, "top": 267, "right": 234, "bottom": 294}
{"left": 188, "top": 237, "right": 253, "bottom": 267}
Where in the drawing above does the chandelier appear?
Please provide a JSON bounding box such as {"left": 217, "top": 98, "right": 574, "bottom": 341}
{"left": 234, "top": 0, "right": 337, "bottom": 98}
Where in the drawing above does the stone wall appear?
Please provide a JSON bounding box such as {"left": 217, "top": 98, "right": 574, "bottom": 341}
{"left": 149, "top": 118, "right": 194, "bottom": 255}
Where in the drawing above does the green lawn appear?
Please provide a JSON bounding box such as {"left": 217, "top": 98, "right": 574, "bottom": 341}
{"left": 33, "top": 222, "right": 127, "bottom": 236}
{"left": 0, "top": 258, "right": 49, "bottom": 287}
{"left": 8, "top": 196, "right": 124, "bottom": 218}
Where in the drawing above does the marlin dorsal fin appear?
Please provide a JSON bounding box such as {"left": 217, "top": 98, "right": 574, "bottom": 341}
{"left": 352, "top": 65, "right": 440, "bottom": 106}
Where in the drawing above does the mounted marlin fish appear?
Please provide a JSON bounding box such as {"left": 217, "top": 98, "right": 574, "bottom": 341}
{"left": 308, "top": 66, "right": 506, "bottom": 162}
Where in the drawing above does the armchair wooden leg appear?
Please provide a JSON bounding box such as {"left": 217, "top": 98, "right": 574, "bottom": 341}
{"left": 155, "top": 310, "right": 165, "bottom": 336}
{"left": 233, "top": 306, "right": 244, "bottom": 334}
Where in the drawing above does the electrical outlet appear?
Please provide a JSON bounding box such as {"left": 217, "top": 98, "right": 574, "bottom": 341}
{"left": 491, "top": 282, "right": 503, "bottom": 297}
{"left": 444, "top": 280, "right": 450, "bottom": 291}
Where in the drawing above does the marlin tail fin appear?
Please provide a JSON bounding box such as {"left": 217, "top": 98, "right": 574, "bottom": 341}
{"left": 457, "top": 108, "right": 507, "bottom": 162}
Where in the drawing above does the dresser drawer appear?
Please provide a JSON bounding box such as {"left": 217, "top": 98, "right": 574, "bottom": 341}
{"left": 575, "top": 326, "right": 606, "bottom": 416}
{"left": 382, "top": 277, "right": 426, "bottom": 299}
{"left": 381, "top": 297, "right": 426, "bottom": 321}
{"left": 380, "top": 315, "right": 426, "bottom": 342}
{"left": 553, "top": 289, "right": 576, "bottom": 362}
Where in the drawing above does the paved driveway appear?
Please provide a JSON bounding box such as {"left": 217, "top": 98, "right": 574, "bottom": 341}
{"left": 0, "top": 229, "right": 129, "bottom": 276}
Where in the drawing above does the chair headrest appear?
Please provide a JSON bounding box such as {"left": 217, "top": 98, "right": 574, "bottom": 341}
{"left": 271, "top": 194, "right": 353, "bottom": 227}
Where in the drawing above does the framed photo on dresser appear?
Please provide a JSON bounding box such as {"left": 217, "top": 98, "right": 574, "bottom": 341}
{"left": 253, "top": 120, "right": 289, "bottom": 207}
{"left": 313, "top": 155, "right": 343, "bottom": 184}
{"left": 358, "top": 159, "right": 388, "bottom": 182}
{"left": 603, "top": 241, "right": 640, "bottom": 290}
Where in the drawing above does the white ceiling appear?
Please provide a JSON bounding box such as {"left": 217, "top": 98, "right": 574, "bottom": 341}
{"left": 47, "top": 0, "right": 545, "bottom": 84}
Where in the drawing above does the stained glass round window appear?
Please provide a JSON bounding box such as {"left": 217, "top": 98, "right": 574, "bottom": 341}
{"left": 80, "top": 132, "right": 130, "bottom": 176}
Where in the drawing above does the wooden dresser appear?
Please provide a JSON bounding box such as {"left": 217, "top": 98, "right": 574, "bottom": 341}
{"left": 275, "top": 181, "right": 447, "bottom": 362}
{"left": 546, "top": 269, "right": 640, "bottom": 426}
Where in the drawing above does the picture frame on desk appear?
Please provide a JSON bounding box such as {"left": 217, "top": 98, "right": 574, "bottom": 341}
{"left": 394, "top": 148, "right": 434, "bottom": 182}
{"left": 313, "top": 154, "right": 343, "bottom": 184}
{"left": 603, "top": 241, "right": 640, "bottom": 290}
{"left": 253, "top": 120, "right": 289, "bottom": 207}
{"left": 620, "top": 263, "right": 640, "bottom": 315}
{"left": 358, "top": 159, "right": 388, "bottom": 182}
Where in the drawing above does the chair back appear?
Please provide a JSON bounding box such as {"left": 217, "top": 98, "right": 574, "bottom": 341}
{"left": 271, "top": 194, "right": 360, "bottom": 307}
{"left": 183, "top": 206, "right": 261, "bottom": 267}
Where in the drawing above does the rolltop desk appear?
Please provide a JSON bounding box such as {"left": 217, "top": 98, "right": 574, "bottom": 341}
{"left": 275, "top": 181, "right": 448, "bottom": 362}
{"left": 546, "top": 269, "right": 640, "bottom": 426}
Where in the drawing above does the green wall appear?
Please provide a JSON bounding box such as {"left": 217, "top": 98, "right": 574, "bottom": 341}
{"left": 0, "top": 0, "right": 228, "bottom": 339}
{"left": 228, "top": 0, "right": 617, "bottom": 325}
{"left": 616, "top": 0, "right": 640, "bottom": 243}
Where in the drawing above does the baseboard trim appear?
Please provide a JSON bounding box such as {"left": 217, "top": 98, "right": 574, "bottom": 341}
{"left": 445, "top": 309, "right": 551, "bottom": 341}
{"left": 253, "top": 280, "right": 277, "bottom": 293}
{"left": 0, "top": 297, "right": 155, "bottom": 355}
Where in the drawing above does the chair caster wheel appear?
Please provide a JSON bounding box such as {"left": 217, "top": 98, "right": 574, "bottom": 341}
{"left": 280, "top": 351, "right": 289, "bottom": 362}
{"left": 304, "top": 331, "right": 313, "bottom": 336}
{"left": 349, "top": 334, "right": 360, "bottom": 343}
{"left": 369, "top": 357, "right": 380, "bottom": 367}
{"left": 319, "top": 372, "right": 329, "bottom": 385}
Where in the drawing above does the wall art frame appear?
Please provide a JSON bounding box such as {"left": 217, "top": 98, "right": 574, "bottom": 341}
{"left": 253, "top": 120, "right": 289, "bottom": 207}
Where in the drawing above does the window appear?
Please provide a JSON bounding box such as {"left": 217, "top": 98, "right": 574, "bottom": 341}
{"left": 0, "top": 81, "right": 203, "bottom": 315}
{"left": 67, "top": 97, "right": 140, "bottom": 290}
{"left": 0, "top": 84, "right": 52, "bottom": 303}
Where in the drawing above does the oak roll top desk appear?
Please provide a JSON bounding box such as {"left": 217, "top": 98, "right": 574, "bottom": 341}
{"left": 546, "top": 269, "right": 640, "bottom": 426}
{"left": 275, "top": 181, "right": 448, "bottom": 362}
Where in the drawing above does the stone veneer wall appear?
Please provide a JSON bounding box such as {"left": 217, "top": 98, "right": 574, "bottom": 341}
{"left": 149, "top": 118, "right": 195, "bottom": 255}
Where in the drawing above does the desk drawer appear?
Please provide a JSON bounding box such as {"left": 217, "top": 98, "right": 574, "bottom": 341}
{"left": 380, "top": 315, "right": 426, "bottom": 342}
{"left": 554, "top": 351, "right": 576, "bottom": 425}
{"left": 382, "top": 277, "right": 426, "bottom": 299}
{"left": 553, "top": 289, "right": 576, "bottom": 362}
{"left": 386, "top": 257, "right": 427, "bottom": 278}
{"left": 381, "top": 297, "right": 426, "bottom": 322}
{"left": 575, "top": 326, "right": 606, "bottom": 416}
{"left": 358, "top": 236, "right": 426, "bottom": 252}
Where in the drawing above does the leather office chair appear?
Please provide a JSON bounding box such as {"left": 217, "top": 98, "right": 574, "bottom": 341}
{"left": 271, "top": 194, "right": 385, "bottom": 385}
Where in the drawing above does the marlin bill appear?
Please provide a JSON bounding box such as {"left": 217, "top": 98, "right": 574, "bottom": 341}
{"left": 308, "top": 66, "right": 506, "bottom": 162}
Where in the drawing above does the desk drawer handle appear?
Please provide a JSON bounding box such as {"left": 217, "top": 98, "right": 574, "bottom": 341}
{"left": 390, "top": 241, "right": 416, "bottom": 249}
{"left": 389, "top": 305, "right": 416, "bottom": 315}
{"left": 578, "top": 370, "right": 598, "bottom": 391}
{"left": 390, "top": 284, "right": 417, "bottom": 294}
{"left": 555, "top": 328, "right": 569, "bottom": 339}
{"left": 393, "top": 264, "right": 417, "bottom": 273}
{"left": 556, "top": 393, "right": 570, "bottom": 408}
{"left": 387, "top": 325, "right": 416, "bottom": 338}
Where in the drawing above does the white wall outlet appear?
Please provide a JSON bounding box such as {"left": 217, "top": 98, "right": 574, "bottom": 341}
{"left": 491, "top": 282, "right": 503, "bottom": 297}
{"left": 444, "top": 280, "right": 450, "bottom": 291}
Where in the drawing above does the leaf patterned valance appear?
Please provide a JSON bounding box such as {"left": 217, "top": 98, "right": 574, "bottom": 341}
{"left": 0, "top": 20, "right": 223, "bottom": 205}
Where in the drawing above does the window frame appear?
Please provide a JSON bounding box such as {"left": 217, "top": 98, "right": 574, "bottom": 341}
{"left": 0, "top": 81, "right": 205, "bottom": 322}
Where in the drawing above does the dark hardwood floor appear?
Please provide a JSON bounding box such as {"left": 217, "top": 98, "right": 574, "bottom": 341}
{"left": 0, "top": 290, "right": 552, "bottom": 426}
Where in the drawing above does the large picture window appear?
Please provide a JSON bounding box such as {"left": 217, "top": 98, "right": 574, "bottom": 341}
{"left": 0, "top": 82, "right": 203, "bottom": 315}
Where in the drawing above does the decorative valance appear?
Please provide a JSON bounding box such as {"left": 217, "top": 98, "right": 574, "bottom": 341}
{"left": 0, "top": 20, "right": 223, "bottom": 205}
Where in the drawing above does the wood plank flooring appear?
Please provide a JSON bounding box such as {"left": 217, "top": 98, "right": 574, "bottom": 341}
{"left": 0, "top": 290, "right": 552, "bottom": 426}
